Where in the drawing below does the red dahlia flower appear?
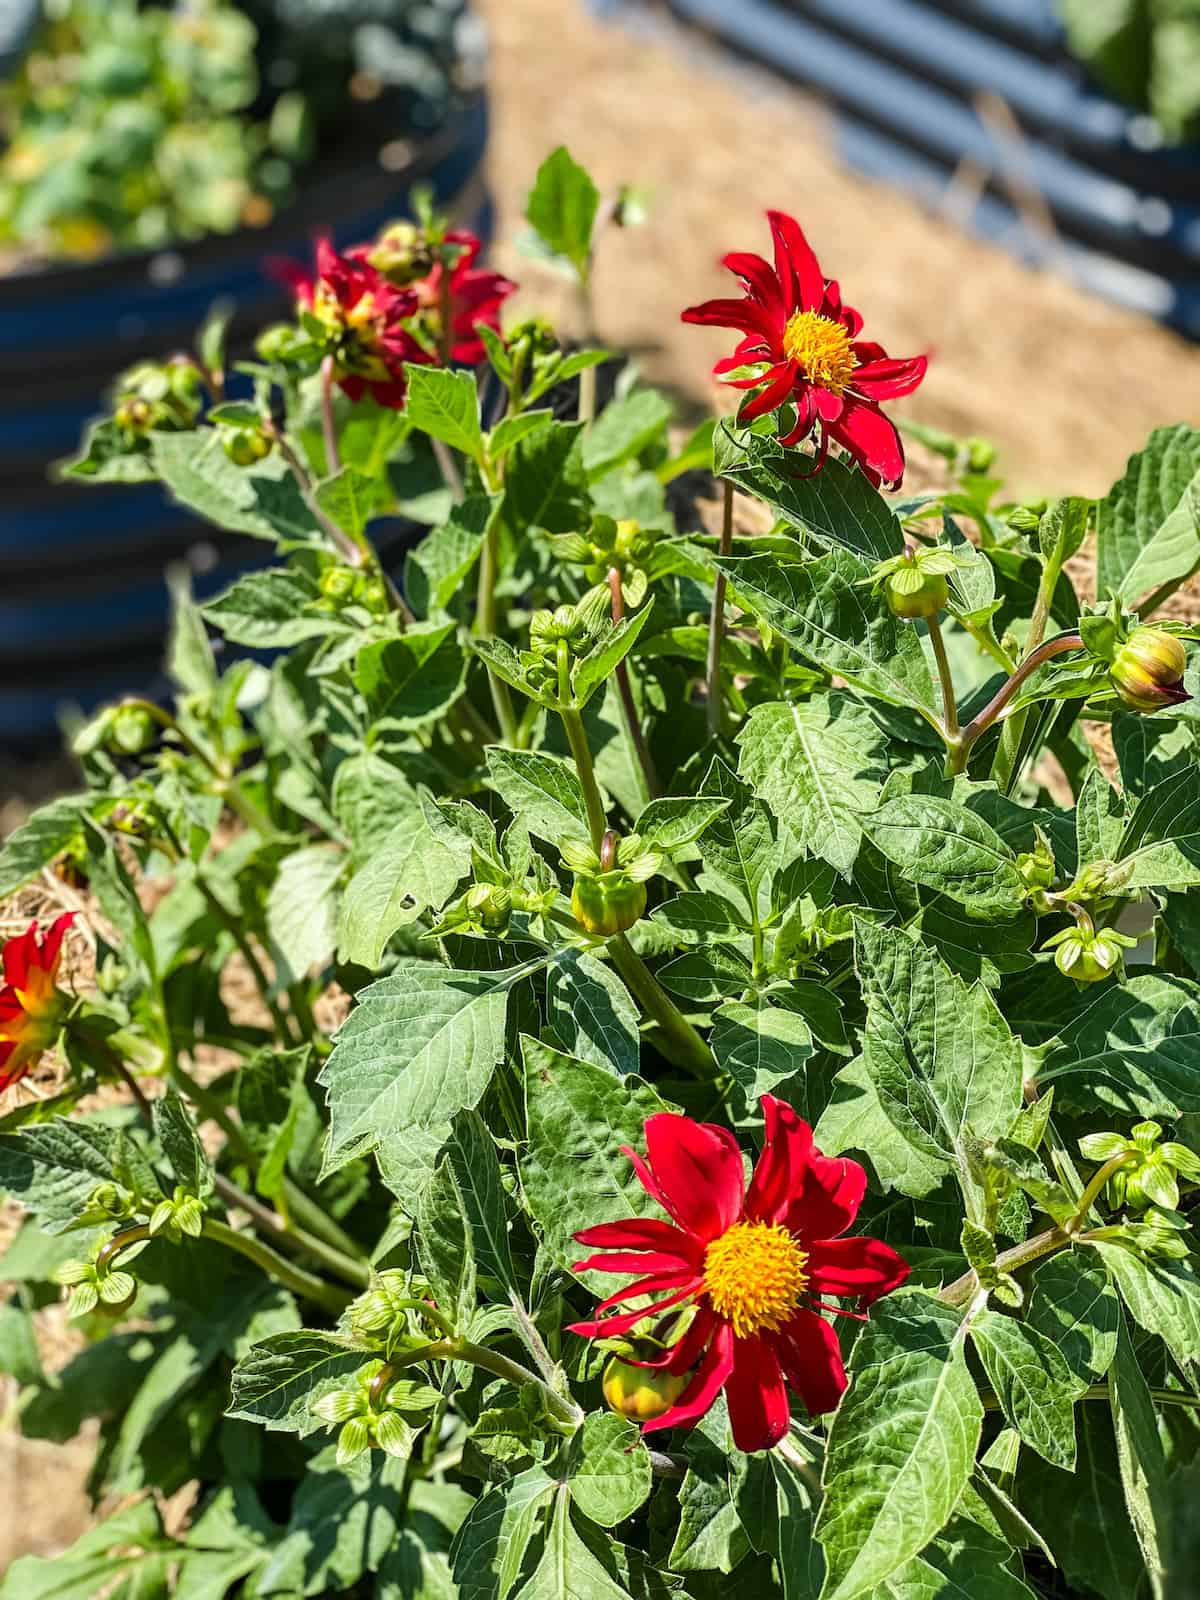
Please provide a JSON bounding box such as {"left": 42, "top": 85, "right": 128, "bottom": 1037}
{"left": 417, "top": 229, "right": 516, "bottom": 364}
{"left": 0, "top": 913, "right": 75, "bottom": 1092}
{"left": 281, "top": 238, "right": 432, "bottom": 409}
{"left": 569, "top": 1094, "right": 908, "bottom": 1452}
{"left": 682, "top": 211, "right": 928, "bottom": 488}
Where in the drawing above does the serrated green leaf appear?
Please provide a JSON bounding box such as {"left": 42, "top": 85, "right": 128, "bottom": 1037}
{"left": 816, "top": 1293, "right": 983, "bottom": 1600}
{"left": 583, "top": 389, "right": 672, "bottom": 481}
{"left": 1109, "top": 1313, "right": 1169, "bottom": 1598}
{"left": 403, "top": 365, "right": 484, "bottom": 462}
{"left": 405, "top": 493, "right": 501, "bottom": 616}
{"left": 971, "top": 1309, "right": 1086, "bottom": 1469}
{"left": 1090, "top": 1241, "right": 1200, "bottom": 1366}
{"left": 1027, "top": 1251, "right": 1119, "bottom": 1384}
{"left": 450, "top": 1465, "right": 555, "bottom": 1600}
{"left": 546, "top": 948, "right": 640, "bottom": 1078}
{"left": 525, "top": 146, "right": 600, "bottom": 276}
{"left": 0, "top": 796, "right": 90, "bottom": 899}
{"left": 226, "top": 1330, "right": 367, "bottom": 1434}
{"left": 1115, "top": 765, "right": 1200, "bottom": 891}
{"left": 153, "top": 430, "right": 321, "bottom": 544}
{"left": 486, "top": 747, "right": 591, "bottom": 844}
{"left": 566, "top": 1412, "right": 651, "bottom": 1527}
{"left": 711, "top": 998, "right": 815, "bottom": 1114}
{"left": 201, "top": 568, "right": 329, "bottom": 648}
{"left": 633, "top": 796, "right": 730, "bottom": 854}
{"left": 268, "top": 844, "right": 343, "bottom": 981}
{"left": 503, "top": 418, "right": 589, "bottom": 536}
{"left": 1097, "top": 423, "right": 1200, "bottom": 605}
{"left": 354, "top": 623, "right": 467, "bottom": 731}
{"left": 336, "top": 791, "right": 469, "bottom": 966}
{"left": 153, "top": 1089, "right": 213, "bottom": 1200}
{"left": 863, "top": 796, "right": 1025, "bottom": 917}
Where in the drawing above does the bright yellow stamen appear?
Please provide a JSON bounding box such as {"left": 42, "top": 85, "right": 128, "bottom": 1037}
{"left": 781, "top": 311, "right": 857, "bottom": 395}
{"left": 703, "top": 1220, "right": 808, "bottom": 1339}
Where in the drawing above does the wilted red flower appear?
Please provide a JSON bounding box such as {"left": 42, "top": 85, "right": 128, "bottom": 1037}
{"left": 682, "top": 211, "right": 928, "bottom": 487}
{"left": 418, "top": 229, "right": 516, "bottom": 364}
{"left": 0, "top": 913, "right": 75, "bottom": 1092}
{"left": 569, "top": 1095, "right": 908, "bottom": 1452}
{"left": 280, "top": 238, "right": 432, "bottom": 408}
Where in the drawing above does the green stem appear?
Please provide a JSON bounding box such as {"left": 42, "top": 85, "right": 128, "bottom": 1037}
{"left": 991, "top": 550, "right": 1066, "bottom": 788}
{"left": 949, "top": 632, "right": 1084, "bottom": 776}
{"left": 96, "top": 1224, "right": 152, "bottom": 1275}
{"left": 706, "top": 481, "right": 734, "bottom": 739}
{"left": 560, "top": 706, "right": 608, "bottom": 850}
{"left": 390, "top": 1336, "right": 582, "bottom": 1428}
{"left": 953, "top": 613, "right": 1016, "bottom": 675}
{"left": 279, "top": 1181, "right": 367, "bottom": 1267}
{"left": 607, "top": 567, "right": 659, "bottom": 803}
{"left": 609, "top": 932, "right": 719, "bottom": 1080}
{"left": 1066, "top": 1150, "right": 1137, "bottom": 1231}
{"left": 475, "top": 517, "right": 518, "bottom": 746}
{"left": 202, "top": 1217, "right": 350, "bottom": 1314}
{"left": 926, "top": 611, "right": 959, "bottom": 741}
{"left": 319, "top": 356, "right": 341, "bottom": 475}
{"left": 212, "top": 1173, "right": 368, "bottom": 1289}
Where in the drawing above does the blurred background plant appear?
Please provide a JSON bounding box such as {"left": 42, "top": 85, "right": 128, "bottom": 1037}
{"left": 0, "top": 0, "right": 479, "bottom": 267}
{"left": 1059, "top": 0, "right": 1200, "bottom": 144}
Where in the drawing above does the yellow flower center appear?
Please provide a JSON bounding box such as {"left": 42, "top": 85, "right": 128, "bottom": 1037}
{"left": 703, "top": 1221, "right": 808, "bottom": 1339}
{"left": 781, "top": 311, "right": 857, "bottom": 395}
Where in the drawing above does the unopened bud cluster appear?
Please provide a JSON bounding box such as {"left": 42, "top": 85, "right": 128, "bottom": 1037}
{"left": 1081, "top": 1122, "right": 1200, "bottom": 1213}
{"left": 564, "top": 829, "right": 661, "bottom": 937}
{"left": 113, "top": 359, "right": 201, "bottom": 438}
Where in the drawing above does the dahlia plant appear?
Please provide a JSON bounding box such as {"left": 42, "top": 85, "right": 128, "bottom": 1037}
{"left": 4, "top": 147, "right": 1200, "bottom": 1600}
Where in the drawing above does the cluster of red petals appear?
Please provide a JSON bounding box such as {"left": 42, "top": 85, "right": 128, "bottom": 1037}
{"left": 279, "top": 238, "right": 432, "bottom": 409}
{"left": 569, "top": 1095, "right": 908, "bottom": 1453}
{"left": 415, "top": 229, "right": 517, "bottom": 365}
{"left": 682, "top": 210, "right": 927, "bottom": 488}
{"left": 0, "top": 912, "right": 74, "bottom": 1092}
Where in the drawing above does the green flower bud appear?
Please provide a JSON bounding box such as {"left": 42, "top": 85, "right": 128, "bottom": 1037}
{"left": 221, "top": 425, "right": 272, "bottom": 467}
{"left": 109, "top": 704, "right": 158, "bottom": 755}
{"left": 1005, "top": 501, "right": 1046, "bottom": 535}
{"left": 885, "top": 564, "right": 947, "bottom": 620}
{"left": 359, "top": 578, "right": 389, "bottom": 615}
{"left": 1016, "top": 832, "right": 1056, "bottom": 895}
{"left": 507, "top": 316, "right": 558, "bottom": 364}
{"left": 571, "top": 875, "right": 647, "bottom": 938}
{"left": 320, "top": 565, "right": 359, "bottom": 602}
{"left": 365, "top": 221, "right": 434, "bottom": 285}
{"left": 965, "top": 437, "right": 997, "bottom": 473}
{"left": 1041, "top": 921, "right": 1137, "bottom": 984}
{"left": 1109, "top": 627, "right": 1190, "bottom": 713}
{"left": 602, "top": 1355, "right": 689, "bottom": 1421}
{"left": 256, "top": 322, "right": 306, "bottom": 362}
{"left": 464, "top": 883, "right": 513, "bottom": 936}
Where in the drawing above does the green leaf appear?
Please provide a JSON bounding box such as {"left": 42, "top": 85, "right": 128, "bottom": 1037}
{"left": 546, "top": 949, "right": 640, "bottom": 1078}
{"left": 717, "top": 549, "right": 938, "bottom": 718}
{"left": 1097, "top": 423, "right": 1200, "bottom": 604}
{"left": 1016, "top": 1406, "right": 1143, "bottom": 1600}
{"left": 517, "top": 1488, "right": 630, "bottom": 1600}
{"left": 437, "top": 1109, "right": 519, "bottom": 1296}
{"left": 256, "top": 1447, "right": 410, "bottom": 1595}
{"left": 525, "top": 146, "right": 600, "bottom": 276}
{"left": 1075, "top": 766, "right": 1128, "bottom": 867}
{"left": 816, "top": 1293, "right": 983, "bottom": 1600}
{"left": 771, "top": 1450, "right": 825, "bottom": 1599}
{"left": 1115, "top": 765, "right": 1200, "bottom": 891}
{"left": 153, "top": 1089, "right": 213, "bottom": 1200}
{"left": 268, "top": 844, "right": 343, "bottom": 981}
{"left": 337, "top": 792, "right": 470, "bottom": 966}
{"left": 450, "top": 1465, "right": 555, "bottom": 1600}
{"left": 417, "top": 1141, "right": 479, "bottom": 1332}
{"left": 656, "top": 947, "right": 753, "bottom": 1003}
{"left": 970, "top": 1309, "right": 1085, "bottom": 1469}
{"left": 405, "top": 494, "right": 501, "bottom": 616}
{"left": 319, "top": 960, "right": 521, "bottom": 1190}
{"left": 503, "top": 419, "right": 589, "bottom": 536}
{"left": 153, "top": 430, "right": 321, "bottom": 544}
{"left": 0, "top": 796, "right": 89, "bottom": 898}
{"left": 863, "top": 796, "right": 1025, "bottom": 917}
{"left": 166, "top": 568, "right": 218, "bottom": 699}
{"left": 583, "top": 389, "right": 672, "bottom": 481}
{"left": 572, "top": 604, "right": 655, "bottom": 710}
{"left": 697, "top": 757, "right": 776, "bottom": 915}
{"left": 490, "top": 409, "right": 555, "bottom": 459}
{"left": 1109, "top": 1314, "right": 1169, "bottom": 1598}
{"left": 566, "top": 1412, "right": 652, "bottom": 1527}
{"left": 403, "top": 365, "right": 484, "bottom": 462}
{"left": 201, "top": 568, "right": 329, "bottom": 647}
{"left": 61, "top": 419, "right": 158, "bottom": 484}
{"left": 1039, "top": 495, "right": 1092, "bottom": 566}
{"left": 717, "top": 434, "right": 904, "bottom": 563}
{"left": 669, "top": 1405, "right": 751, "bottom": 1573}
{"left": 0, "top": 1501, "right": 173, "bottom": 1600}
{"left": 1091, "top": 1241, "right": 1200, "bottom": 1366}
{"left": 651, "top": 891, "right": 749, "bottom": 944}
{"left": 486, "top": 748, "right": 591, "bottom": 844}
{"left": 816, "top": 1057, "right": 949, "bottom": 1201}
{"left": 0, "top": 1121, "right": 133, "bottom": 1230}
{"left": 354, "top": 623, "right": 467, "bottom": 731}
{"left": 633, "top": 796, "right": 730, "bottom": 853}
{"left": 738, "top": 695, "right": 887, "bottom": 876}
{"left": 1036, "top": 973, "right": 1200, "bottom": 1117}
{"left": 519, "top": 1036, "right": 667, "bottom": 1277}
{"left": 711, "top": 998, "right": 815, "bottom": 1114}
{"left": 227, "top": 1330, "right": 367, "bottom": 1434}
{"left": 1027, "top": 1251, "right": 1119, "bottom": 1384}
{"left": 855, "top": 920, "right": 1024, "bottom": 1196}
{"left": 314, "top": 464, "right": 391, "bottom": 541}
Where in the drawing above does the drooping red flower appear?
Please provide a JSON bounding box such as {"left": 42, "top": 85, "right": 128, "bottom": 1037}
{"left": 417, "top": 229, "right": 516, "bottom": 364}
{"left": 681, "top": 211, "right": 928, "bottom": 488}
{"left": 569, "top": 1095, "right": 908, "bottom": 1453}
{"left": 0, "top": 913, "right": 75, "bottom": 1092}
{"left": 279, "top": 238, "right": 433, "bottom": 409}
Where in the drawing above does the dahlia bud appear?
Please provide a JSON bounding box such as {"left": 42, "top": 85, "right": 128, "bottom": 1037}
{"left": 319, "top": 566, "right": 358, "bottom": 603}
{"left": 1041, "top": 921, "right": 1137, "bottom": 984}
{"left": 256, "top": 322, "right": 306, "bottom": 362}
{"left": 358, "top": 578, "right": 389, "bottom": 615}
{"left": 465, "top": 883, "right": 513, "bottom": 936}
{"left": 884, "top": 564, "right": 948, "bottom": 620}
{"left": 365, "top": 221, "right": 434, "bottom": 286}
{"left": 1109, "top": 627, "right": 1189, "bottom": 713}
{"left": 1016, "top": 832, "right": 1056, "bottom": 896}
{"left": 602, "top": 1356, "right": 689, "bottom": 1422}
{"left": 221, "top": 425, "right": 272, "bottom": 467}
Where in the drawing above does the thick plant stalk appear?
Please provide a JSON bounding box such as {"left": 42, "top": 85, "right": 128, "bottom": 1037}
{"left": 609, "top": 933, "right": 718, "bottom": 1081}
{"left": 948, "top": 632, "right": 1084, "bottom": 774}
{"left": 607, "top": 567, "right": 659, "bottom": 802}
{"left": 705, "top": 480, "right": 735, "bottom": 738}
{"left": 560, "top": 706, "right": 608, "bottom": 849}
{"left": 319, "top": 355, "right": 341, "bottom": 474}
{"left": 926, "top": 612, "right": 959, "bottom": 741}
{"left": 202, "top": 1218, "right": 351, "bottom": 1314}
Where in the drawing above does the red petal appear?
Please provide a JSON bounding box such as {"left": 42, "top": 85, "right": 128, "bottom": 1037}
{"left": 3, "top": 923, "right": 38, "bottom": 990}
{"left": 40, "top": 913, "right": 75, "bottom": 980}
{"left": 643, "top": 1114, "right": 745, "bottom": 1241}
{"left": 642, "top": 1320, "right": 735, "bottom": 1437}
{"left": 572, "top": 1249, "right": 698, "bottom": 1278}
{"left": 852, "top": 354, "right": 928, "bottom": 401}
{"left": 631, "top": 1305, "right": 719, "bottom": 1374}
{"left": 725, "top": 1334, "right": 791, "bottom": 1451}
{"left": 721, "top": 251, "right": 786, "bottom": 316}
{"left": 807, "top": 1237, "right": 910, "bottom": 1304}
{"left": 774, "top": 1309, "right": 847, "bottom": 1416}
{"left": 592, "top": 1267, "right": 701, "bottom": 1315}
{"left": 574, "top": 1218, "right": 700, "bottom": 1259}
{"left": 830, "top": 398, "right": 906, "bottom": 486}
{"left": 778, "top": 390, "right": 820, "bottom": 451}
{"left": 784, "top": 1145, "right": 867, "bottom": 1243}
{"left": 767, "top": 211, "right": 824, "bottom": 314}
{"left": 567, "top": 1282, "right": 699, "bottom": 1340}
{"left": 745, "top": 1096, "right": 812, "bottom": 1224}
{"left": 840, "top": 304, "right": 864, "bottom": 338}
{"left": 681, "top": 296, "right": 779, "bottom": 342}
{"left": 851, "top": 340, "right": 888, "bottom": 365}
{"left": 812, "top": 388, "right": 845, "bottom": 423}
{"left": 739, "top": 364, "right": 799, "bottom": 422}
